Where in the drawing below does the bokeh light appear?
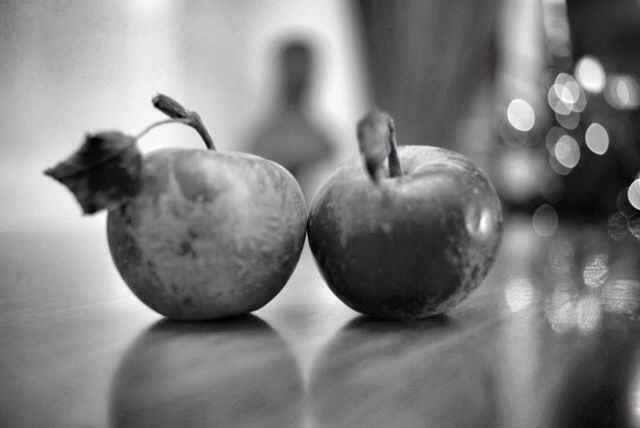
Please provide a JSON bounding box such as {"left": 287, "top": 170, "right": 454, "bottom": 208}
{"left": 617, "top": 186, "right": 640, "bottom": 218}
{"left": 605, "top": 74, "right": 640, "bottom": 110}
{"left": 584, "top": 123, "right": 609, "bottom": 155}
{"left": 545, "top": 291, "right": 603, "bottom": 334}
{"left": 505, "top": 279, "right": 535, "bottom": 312}
{"left": 557, "top": 78, "right": 580, "bottom": 105}
{"left": 553, "top": 135, "right": 580, "bottom": 168}
{"left": 547, "top": 73, "right": 586, "bottom": 116}
{"left": 582, "top": 254, "right": 608, "bottom": 288}
{"left": 507, "top": 98, "right": 535, "bottom": 132}
{"left": 574, "top": 56, "right": 606, "bottom": 93}
{"left": 601, "top": 279, "right": 640, "bottom": 314}
{"left": 628, "top": 179, "right": 640, "bottom": 210}
{"left": 628, "top": 216, "right": 640, "bottom": 240}
{"left": 532, "top": 204, "right": 558, "bottom": 237}
{"left": 548, "top": 87, "right": 573, "bottom": 115}
{"left": 548, "top": 152, "right": 572, "bottom": 175}
{"left": 545, "top": 127, "right": 565, "bottom": 152}
{"left": 554, "top": 110, "right": 580, "bottom": 130}
{"left": 574, "top": 295, "right": 601, "bottom": 333}
{"left": 544, "top": 291, "right": 574, "bottom": 334}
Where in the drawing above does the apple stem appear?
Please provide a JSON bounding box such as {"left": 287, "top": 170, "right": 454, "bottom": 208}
{"left": 151, "top": 94, "right": 216, "bottom": 150}
{"left": 357, "top": 111, "right": 403, "bottom": 184}
{"left": 386, "top": 117, "right": 403, "bottom": 178}
{"left": 135, "top": 118, "right": 192, "bottom": 140}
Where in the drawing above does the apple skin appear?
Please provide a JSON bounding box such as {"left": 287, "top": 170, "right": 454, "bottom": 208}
{"left": 107, "top": 148, "right": 307, "bottom": 320}
{"left": 307, "top": 145, "right": 502, "bottom": 319}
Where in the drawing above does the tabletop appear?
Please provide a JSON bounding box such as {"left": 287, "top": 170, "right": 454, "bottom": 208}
{"left": 2, "top": 215, "right": 640, "bottom": 428}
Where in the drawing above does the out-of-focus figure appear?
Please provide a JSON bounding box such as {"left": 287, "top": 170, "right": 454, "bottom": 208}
{"left": 246, "top": 40, "right": 335, "bottom": 198}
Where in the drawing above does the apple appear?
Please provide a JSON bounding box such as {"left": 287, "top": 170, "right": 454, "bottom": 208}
{"left": 307, "top": 111, "right": 502, "bottom": 319}
{"left": 45, "top": 94, "right": 307, "bottom": 320}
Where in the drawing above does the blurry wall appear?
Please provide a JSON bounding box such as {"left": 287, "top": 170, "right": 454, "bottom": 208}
{"left": 0, "top": 0, "right": 367, "bottom": 226}
{"left": 356, "top": 0, "right": 498, "bottom": 149}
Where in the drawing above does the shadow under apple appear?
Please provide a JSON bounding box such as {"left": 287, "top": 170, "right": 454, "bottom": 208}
{"left": 309, "top": 316, "right": 498, "bottom": 428}
{"left": 109, "top": 315, "right": 303, "bottom": 428}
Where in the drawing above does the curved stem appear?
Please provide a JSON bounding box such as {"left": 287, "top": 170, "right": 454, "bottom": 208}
{"left": 151, "top": 93, "right": 216, "bottom": 150}
{"left": 189, "top": 111, "right": 215, "bottom": 150}
{"left": 135, "top": 118, "right": 191, "bottom": 140}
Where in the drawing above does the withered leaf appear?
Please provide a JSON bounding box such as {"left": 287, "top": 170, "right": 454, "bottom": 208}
{"left": 44, "top": 131, "right": 143, "bottom": 214}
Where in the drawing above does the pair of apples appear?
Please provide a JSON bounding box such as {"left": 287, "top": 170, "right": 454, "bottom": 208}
{"left": 46, "top": 95, "right": 502, "bottom": 321}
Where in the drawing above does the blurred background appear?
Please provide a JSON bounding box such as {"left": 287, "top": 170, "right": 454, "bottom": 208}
{"left": 0, "top": 0, "right": 367, "bottom": 226}
{"left": 1, "top": 0, "right": 640, "bottom": 234}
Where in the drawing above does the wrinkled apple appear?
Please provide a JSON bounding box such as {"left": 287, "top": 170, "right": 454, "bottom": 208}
{"left": 307, "top": 111, "right": 502, "bottom": 319}
{"left": 45, "top": 94, "right": 306, "bottom": 320}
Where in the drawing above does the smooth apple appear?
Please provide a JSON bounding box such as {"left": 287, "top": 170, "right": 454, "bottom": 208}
{"left": 46, "top": 94, "right": 307, "bottom": 320}
{"left": 307, "top": 111, "right": 502, "bottom": 319}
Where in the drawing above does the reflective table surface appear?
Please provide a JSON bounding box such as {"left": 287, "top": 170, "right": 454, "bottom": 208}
{"left": 2, "top": 215, "right": 640, "bottom": 427}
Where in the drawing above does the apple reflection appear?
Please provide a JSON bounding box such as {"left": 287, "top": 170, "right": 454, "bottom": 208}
{"left": 110, "top": 315, "right": 302, "bottom": 428}
{"left": 309, "top": 316, "right": 497, "bottom": 428}
{"left": 549, "top": 329, "right": 640, "bottom": 428}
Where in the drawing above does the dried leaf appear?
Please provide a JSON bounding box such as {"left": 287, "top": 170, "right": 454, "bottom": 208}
{"left": 44, "top": 132, "right": 142, "bottom": 214}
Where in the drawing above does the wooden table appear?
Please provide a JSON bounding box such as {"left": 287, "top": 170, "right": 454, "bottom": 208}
{"left": 2, "top": 215, "right": 640, "bottom": 427}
